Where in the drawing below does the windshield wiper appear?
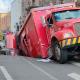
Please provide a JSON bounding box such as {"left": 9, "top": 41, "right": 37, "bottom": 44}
{"left": 65, "top": 17, "right": 73, "bottom": 19}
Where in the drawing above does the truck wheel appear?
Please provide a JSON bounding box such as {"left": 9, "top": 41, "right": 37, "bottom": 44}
{"left": 47, "top": 47, "right": 54, "bottom": 59}
{"left": 52, "top": 41, "right": 68, "bottom": 64}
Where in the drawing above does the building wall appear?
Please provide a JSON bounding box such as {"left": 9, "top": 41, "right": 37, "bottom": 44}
{"left": 0, "top": 13, "right": 11, "bottom": 32}
{"left": 22, "top": 0, "right": 58, "bottom": 16}
{"left": 0, "top": 14, "right": 1, "bottom": 28}
{"left": 11, "top": 0, "right": 22, "bottom": 33}
{"left": 22, "top": 0, "right": 31, "bottom": 21}
{"left": 63, "top": 0, "right": 76, "bottom": 3}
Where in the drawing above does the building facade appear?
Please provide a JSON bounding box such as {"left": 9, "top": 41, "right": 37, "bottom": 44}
{"left": 63, "top": 0, "right": 79, "bottom": 3}
{"left": 0, "top": 13, "right": 11, "bottom": 32}
{"left": 11, "top": 0, "right": 22, "bottom": 33}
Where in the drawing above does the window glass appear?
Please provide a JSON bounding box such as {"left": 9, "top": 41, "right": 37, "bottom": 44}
{"left": 47, "top": 17, "right": 53, "bottom": 24}
{"left": 53, "top": 10, "right": 80, "bottom": 21}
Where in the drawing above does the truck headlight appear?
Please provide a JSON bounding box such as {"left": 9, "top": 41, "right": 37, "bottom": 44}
{"left": 64, "top": 33, "right": 73, "bottom": 38}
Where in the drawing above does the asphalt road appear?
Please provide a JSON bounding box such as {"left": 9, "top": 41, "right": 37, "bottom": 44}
{"left": 0, "top": 55, "right": 80, "bottom": 80}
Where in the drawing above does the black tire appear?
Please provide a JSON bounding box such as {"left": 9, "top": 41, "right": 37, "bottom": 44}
{"left": 18, "top": 49, "right": 26, "bottom": 56}
{"left": 52, "top": 41, "right": 68, "bottom": 64}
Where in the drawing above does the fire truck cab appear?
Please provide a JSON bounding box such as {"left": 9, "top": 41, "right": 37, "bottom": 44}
{"left": 42, "top": 2, "right": 80, "bottom": 63}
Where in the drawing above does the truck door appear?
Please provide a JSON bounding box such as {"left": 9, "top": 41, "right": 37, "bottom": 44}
{"left": 46, "top": 16, "right": 54, "bottom": 45}
{"left": 25, "top": 28, "right": 33, "bottom": 56}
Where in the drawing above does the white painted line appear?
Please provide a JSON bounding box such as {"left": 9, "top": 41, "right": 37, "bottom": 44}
{"left": 71, "top": 62, "right": 80, "bottom": 67}
{"left": 68, "top": 73, "right": 80, "bottom": 80}
{"left": 26, "top": 60, "right": 58, "bottom": 80}
{"left": 37, "top": 59, "right": 51, "bottom": 62}
{"left": 0, "top": 66, "right": 13, "bottom": 80}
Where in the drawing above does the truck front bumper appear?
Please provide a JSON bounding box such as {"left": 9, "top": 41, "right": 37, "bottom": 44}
{"left": 59, "top": 37, "right": 80, "bottom": 48}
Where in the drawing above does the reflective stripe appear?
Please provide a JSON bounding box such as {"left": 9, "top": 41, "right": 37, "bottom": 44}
{"left": 78, "top": 37, "right": 80, "bottom": 43}
{"left": 72, "top": 38, "right": 77, "bottom": 44}
{"left": 66, "top": 39, "right": 71, "bottom": 45}
{"left": 62, "top": 40, "right": 66, "bottom": 47}
{"left": 60, "top": 37, "right": 80, "bottom": 48}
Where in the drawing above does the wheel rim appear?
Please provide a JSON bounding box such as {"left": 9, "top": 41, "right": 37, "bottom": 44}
{"left": 48, "top": 48, "right": 53, "bottom": 58}
{"left": 55, "top": 45, "right": 61, "bottom": 61}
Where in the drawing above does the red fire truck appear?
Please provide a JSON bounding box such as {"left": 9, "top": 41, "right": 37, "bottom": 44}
{"left": 17, "top": 2, "right": 80, "bottom": 63}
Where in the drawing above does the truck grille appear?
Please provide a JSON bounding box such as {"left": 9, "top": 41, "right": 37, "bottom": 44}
{"left": 75, "top": 23, "right": 80, "bottom": 36}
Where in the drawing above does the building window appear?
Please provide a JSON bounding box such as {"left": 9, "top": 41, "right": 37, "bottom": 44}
{"left": 32, "top": 0, "right": 35, "bottom": 3}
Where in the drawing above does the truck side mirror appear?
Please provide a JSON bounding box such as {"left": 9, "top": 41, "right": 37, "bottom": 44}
{"left": 40, "top": 16, "right": 47, "bottom": 27}
{"left": 47, "top": 24, "right": 53, "bottom": 27}
{"left": 47, "top": 17, "right": 53, "bottom": 28}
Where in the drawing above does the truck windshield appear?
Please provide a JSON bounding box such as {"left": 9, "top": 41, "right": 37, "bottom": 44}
{"left": 53, "top": 10, "right": 80, "bottom": 21}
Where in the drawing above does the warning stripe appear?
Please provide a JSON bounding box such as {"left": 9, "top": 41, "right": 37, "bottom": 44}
{"left": 66, "top": 39, "right": 71, "bottom": 46}
{"left": 78, "top": 37, "right": 80, "bottom": 43}
{"left": 60, "top": 37, "right": 80, "bottom": 47}
{"left": 72, "top": 38, "right": 77, "bottom": 45}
